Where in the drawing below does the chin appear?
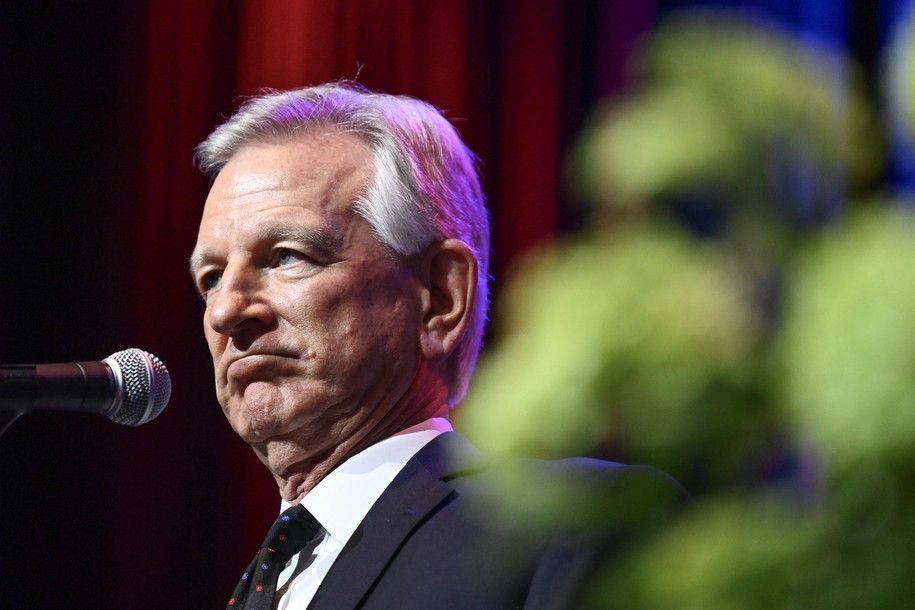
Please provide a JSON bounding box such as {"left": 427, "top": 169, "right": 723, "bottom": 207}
{"left": 227, "top": 405, "right": 282, "bottom": 444}
{"left": 232, "top": 421, "right": 270, "bottom": 444}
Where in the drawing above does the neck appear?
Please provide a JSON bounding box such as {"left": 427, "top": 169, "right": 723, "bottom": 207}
{"left": 257, "top": 369, "right": 451, "bottom": 503}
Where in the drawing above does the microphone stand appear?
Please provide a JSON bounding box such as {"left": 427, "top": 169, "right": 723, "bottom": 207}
{"left": 0, "top": 408, "right": 25, "bottom": 438}
{"left": 0, "top": 368, "right": 33, "bottom": 437}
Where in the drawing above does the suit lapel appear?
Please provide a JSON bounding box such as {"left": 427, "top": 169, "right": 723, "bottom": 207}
{"left": 307, "top": 432, "right": 485, "bottom": 610}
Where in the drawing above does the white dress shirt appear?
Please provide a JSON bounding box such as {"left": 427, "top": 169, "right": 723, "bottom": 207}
{"left": 274, "top": 417, "right": 453, "bottom": 609}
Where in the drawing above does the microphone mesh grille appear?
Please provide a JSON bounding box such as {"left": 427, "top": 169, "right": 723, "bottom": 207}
{"left": 108, "top": 349, "right": 172, "bottom": 426}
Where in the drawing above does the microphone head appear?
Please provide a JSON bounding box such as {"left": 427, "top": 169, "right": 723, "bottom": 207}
{"left": 105, "top": 349, "right": 172, "bottom": 426}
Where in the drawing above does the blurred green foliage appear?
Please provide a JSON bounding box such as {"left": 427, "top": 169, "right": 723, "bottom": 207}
{"left": 463, "top": 226, "right": 767, "bottom": 489}
{"left": 569, "top": 12, "right": 881, "bottom": 208}
{"left": 459, "top": 9, "right": 915, "bottom": 607}
{"left": 779, "top": 209, "right": 915, "bottom": 478}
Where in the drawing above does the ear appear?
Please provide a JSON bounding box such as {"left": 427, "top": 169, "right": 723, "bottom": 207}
{"left": 418, "top": 239, "right": 477, "bottom": 362}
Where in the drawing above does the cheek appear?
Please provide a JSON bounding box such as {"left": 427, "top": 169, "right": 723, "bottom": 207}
{"left": 277, "top": 266, "right": 423, "bottom": 355}
{"left": 342, "top": 296, "right": 420, "bottom": 359}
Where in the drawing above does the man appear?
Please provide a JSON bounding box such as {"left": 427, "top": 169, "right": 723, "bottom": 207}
{"left": 191, "top": 83, "right": 682, "bottom": 609}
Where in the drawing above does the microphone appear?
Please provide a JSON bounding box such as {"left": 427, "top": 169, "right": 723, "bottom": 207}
{"left": 0, "top": 348, "right": 172, "bottom": 426}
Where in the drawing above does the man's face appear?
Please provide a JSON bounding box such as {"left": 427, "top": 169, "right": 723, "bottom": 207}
{"left": 191, "top": 131, "right": 424, "bottom": 470}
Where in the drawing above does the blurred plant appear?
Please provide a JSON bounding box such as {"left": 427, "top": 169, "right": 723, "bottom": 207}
{"left": 462, "top": 225, "right": 767, "bottom": 491}
{"left": 583, "top": 484, "right": 915, "bottom": 610}
{"left": 778, "top": 207, "right": 915, "bottom": 478}
{"left": 459, "top": 7, "right": 915, "bottom": 608}
{"left": 570, "top": 11, "right": 881, "bottom": 212}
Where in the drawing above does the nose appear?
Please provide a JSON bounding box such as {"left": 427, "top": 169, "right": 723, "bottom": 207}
{"left": 207, "top": 262, "right": 274, "bottom": 338}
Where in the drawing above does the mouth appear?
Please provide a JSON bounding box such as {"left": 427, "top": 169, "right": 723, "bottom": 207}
{"left": 225, "top": 352, "right": 299, "bottom": 383}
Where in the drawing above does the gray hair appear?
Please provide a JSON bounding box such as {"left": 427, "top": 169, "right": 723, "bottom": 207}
{"left": 195, "top": 83, "right": 490, "bottom": 405}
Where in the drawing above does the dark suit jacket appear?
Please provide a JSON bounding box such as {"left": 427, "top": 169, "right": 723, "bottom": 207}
{"left": 306, "top": 432, "right": 684, "bottom": 610}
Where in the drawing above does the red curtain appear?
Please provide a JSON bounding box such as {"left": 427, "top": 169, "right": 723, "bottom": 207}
{"left": 0, "top": 1, "right": 651, "bottom": 606}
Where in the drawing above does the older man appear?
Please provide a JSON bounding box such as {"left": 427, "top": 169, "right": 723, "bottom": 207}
{"left": 191, "top": 83, "right": 681, "bottom": 610}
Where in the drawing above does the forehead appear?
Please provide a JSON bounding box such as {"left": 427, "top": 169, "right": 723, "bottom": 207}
{"left": 191, "top": 131, "right": 379, "bottom": 273}
{"left": 205, "top": 130, "right": 374, "bottom": 216}
{"left": 195, "top": 130, "right": 375, "bottom": 240}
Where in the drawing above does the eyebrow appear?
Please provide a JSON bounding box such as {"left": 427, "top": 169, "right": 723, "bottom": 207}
{"left": 188, "top": 222, "right": 341, "bottom": 279}
{"left": 261, "top": 223, "right": 340, "bottom": 257}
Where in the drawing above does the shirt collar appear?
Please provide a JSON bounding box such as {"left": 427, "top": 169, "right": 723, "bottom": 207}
{"left": 280, "top": 417, "right": 452, "bottom": 543}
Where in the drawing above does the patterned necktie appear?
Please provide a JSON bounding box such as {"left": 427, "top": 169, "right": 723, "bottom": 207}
{"left": 227, "top": 504, "right": 321, "bottom": 609}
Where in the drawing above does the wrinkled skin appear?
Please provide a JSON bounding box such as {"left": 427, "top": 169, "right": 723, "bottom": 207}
{"left": 190, "top": 131, "right": 462, "bottom": 502}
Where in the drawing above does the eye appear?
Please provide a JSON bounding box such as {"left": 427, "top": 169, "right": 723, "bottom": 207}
{"left": 274, "top": 247, "right": 307, "bottom": 267}
{"left": 199, "top": 270, "right": 222, "bottom": 295}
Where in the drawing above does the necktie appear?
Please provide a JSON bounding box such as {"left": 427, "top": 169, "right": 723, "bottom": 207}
{"left": 228, "top": 504, "right": 321, "bottom": 609}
